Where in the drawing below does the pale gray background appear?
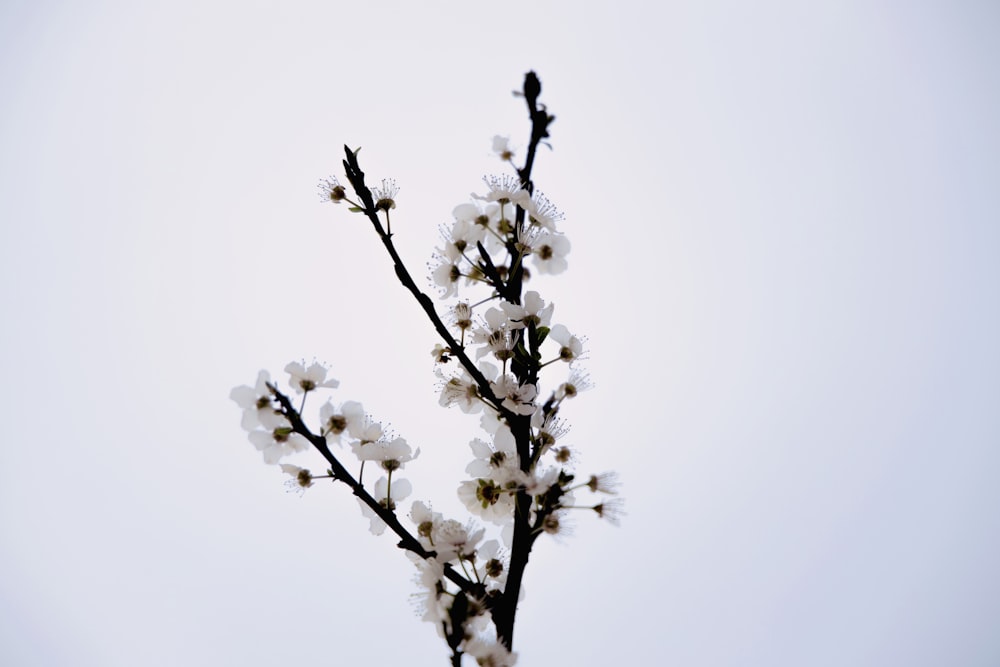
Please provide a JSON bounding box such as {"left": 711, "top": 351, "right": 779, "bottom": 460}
{"left": 2, "top": 1, "right": 998, "bottom": 665}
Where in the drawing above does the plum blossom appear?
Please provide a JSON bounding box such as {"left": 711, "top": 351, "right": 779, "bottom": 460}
{"left": 285, "top": 360, "right": 339, "bottom": 394}
{"left": 548, "top": 324, "right": 584, "bottom": 362}
{"left": 247, "top": 410, "right": 310, "bottom": 464}
{"left": 524, "top": 191, "right": 563, "bottom": 232}
{"left": 499, "top": 291, "right": 553, "bottom": 330}
{"left": 319, "top": 399, "right": 365, "bottom": 446}
{"left": 431, "top": 518, "right": 484, "bottom": 562}
{"left": 359, "top": 475, "right": 412, "bottom": 535}
{"left": 491, "top": 375, "right": 537, "bottom": 415}
{"left": 409, "top": 555, "right": 448, "bottom": 631}
{"left": 465, "top": 425, "right": 519, "bottom": 480}
{"left": 372, "top": 178, "right": 398, "bottom": 212}
{"left": 279, "top": 464, "right": 314, "bottom": 493}
{"left": 492, "top": 135, "right": 515, "bottom": 161}
{"left": 453, "top": 201, "right": 504, "bottom": 254}
{"left": 317, "top": 176, "right": 347, "bottom": 204}
{"left": 464, "top": 638, "right": 518, "bottom": 667}
{"left": 474, "top": 539, "right": 508, "bottom": 591}
{"left": 230, "top": 370, "right": 275, "bottom": 431}
{"left": 529, "top": 231, "right": 570, "bottom": 275}
{"left": 556, "top": 366, "right": 593, "bottom": 399}
{"left": 409, "top": 500, "right": 443, "bottom": 551}
{"left": 473, "top": 174, "right": 530, "bottom": 208}
{"left": 352, "top": 436, "right": 420, "bottom": 472}
{"left": 472, "top": 307, "right": 514, "bottom": 362}
{"left": 431, "top": 243, "right": 464, "bottom": 299}
{"left": 438, "top": 361, "right": 498, "bottom": 413}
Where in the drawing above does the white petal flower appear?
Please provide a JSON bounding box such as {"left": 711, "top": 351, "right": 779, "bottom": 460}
{"left": 431, "top": 518, "right": 484, "bottom": 562}
{"left": 453, "top": 201, "right": 504, "bottom": 254}
{"left": 409, "top": 500, "right": 443, "bottom": 550}
{"left": 352, "top": 436, "right": 420, "bottom": 472}
{"left": 499, "top": 291, "right": 553, "bottom": 329}
{"left": 372, "top": 178, "right": 399, "bottom": 212}
{"left": 548, "top": 324, "right": 584, "bottom": 362}
{"left": 319, "top": 399, "right": 365, "bottom": 446}
{"left": 464, "top": 638, "right": 518, "bottom": 667}
{"left": 530, "top": 232, "right": 571, "bottom": 275}
{"left": 491, "top": 375, "right": 537, "bottom": 415}
{"left": 491, "top": 135, "right": 515, "bottom": 161}
{"left": 409, "top": 556, "right": 448, "bottom": 630}
{"left": 458, "top": 476, "right": 519, "bottom": 525}
{"left": 465, "top": 425, "right": 518, "bottom": 479}
{"left": 472, "top": 175, "right": 530, "bottom": 208}
{"left": 279, "top": 464, "right": 314, "bottom": 492}
{"left": 474, "top": 539, "right": 509, "bottom": 591}
{"left": 524, "top": 191, "right": 563, "bottom": 232}
{"left": 317, "top": 176, "right": 347, "bottom": 204}
{"left": 284, "top": 361, "right": 339, "bottom": 394}
{"left": 230, "top": 370, "right": 274, "bottom": 431}
{"left": 247, "top": 410, "right": 310, "bottom": 464}
{"left": 359, "top": 475, "right": 412, "bottom": 535}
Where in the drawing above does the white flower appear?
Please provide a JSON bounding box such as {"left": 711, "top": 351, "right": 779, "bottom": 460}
{"left": 442, "top": 218, "right": 487, "bottom": 256}
{"left": 372, "top": 178, "right": 398, "bottom": 211}
{"left": 499, "top": 291, "right": 553, "bottom": 329}
{"left": 317, "top": 176, "right": 347, "bottom": 204}
{"left": 465, "top": 425, "right": 519, "bottom": 479}
{"left": 472, "top": 307, "right": 514, "bottom": 362}
{"left": 409, "top": 500, "right": 443, "bottom": 551}
{"left": 524, "top": 191, "right": 563, "bottom": 232}
{"left": 593, "top": 498, "right": 627, "bottom": 526}
{"left": 431, "top": 518, "right": 484, "bottom": 562}
{"left": 587, "top": 472, "right": 621, "bottom": 494}
{"left": 352, "top": 436, "right": 420, "bottom": 472}
{"left": 409, "top": 555, "right": 448, "bottom": 631}
{"left": 284, "top": 361, "right": 339, "bottom": 394}
{"left": 474, "top": 539, "right": 508, "bottom": 591}
{"left": 556, "top": 366, "right": 593, "bottom": 399}
{"left": 458, "top": 472, "right": 520, "bottom": 525}
{"left": 479, "top": 409, "right": 504, "bottom": 436}
{"left": 431, "top": 244, "right": 463, "bottom": 299}
{"left": 548, "top": 324, "right": 584, "bottom": 362}
{"left": 522, "top": 466, "right": 560, "bottom": 497}
{"left": 359, "top": 475, "right": 412, "bottom": 535}
{"left": 453, "top": 201, "right": 504, "bottom": 254}
{"left": 318, "top": 399, "right": 365, "bottom": 446}
{"left": 230, "top": 370, "right": 274, "bottom": 431}
{"left": 491, "top": 135, "right": 515, "bottom": 161}
{"left": 348, "top": 412, "right": 384, "bottom": 443}
{"left": 491, "top": 375, "right": 537, "bottom": 415}
{"left": 279, "top": 464, "right": 314, "bottom": 492}
{"left": 247, "top": 410, "right": 310, "bottom": 464}
{"left": 464, "top": 638, "right": 518, "bottom": 667}
{"left": 438, "top": 361, "right": 497, "bottom": 414}
{"left": 531, "top": 410, "right": 569, "bottom": 454}
{"left": 529, "top": 231, "right": 570, "bottom": 275}
{"left": 473, "top": 175, "right": 530, "bottom": 208}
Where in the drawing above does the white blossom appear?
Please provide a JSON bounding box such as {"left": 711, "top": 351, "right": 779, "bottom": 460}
{"left": 247, "top": 410, "right": 310, "bottom": 464}
{"left": 229, "top": 370, "right": 275, "bottom": 431}
{"left": 529, "top": 231, "right": 570, "bottom": 275}
{"left": 359, "top": 476, "right": 412, "bottom": 535}
{"left": 499, "top": 291, "right": 553, "bottom": 330}
{"left": 319, "top": 399, "right": 365, "bottom": 446}
{"left": 352, "top": 436, "right": 420, "bottom": 472}
{"left": 284, "top": 360, "right": 339, "bottom": 394}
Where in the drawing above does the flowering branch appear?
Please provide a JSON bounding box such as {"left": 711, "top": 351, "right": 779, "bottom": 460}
{"left": 266, "top": 382, "right": 484, "bottom": 597}
{"left": 232, "top": 71, "right": 621, "bottom": 666}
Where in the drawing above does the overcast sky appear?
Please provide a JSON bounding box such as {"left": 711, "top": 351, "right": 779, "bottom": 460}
{"left": 2, "top": 1, "right": 999, "bottom": 665}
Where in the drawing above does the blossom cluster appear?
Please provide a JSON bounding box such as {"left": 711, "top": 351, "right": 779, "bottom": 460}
{"left": 232, "top": 73, "right": 621, "bottom": 666}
